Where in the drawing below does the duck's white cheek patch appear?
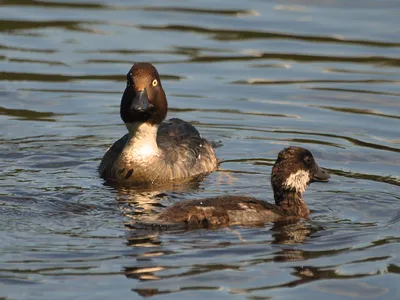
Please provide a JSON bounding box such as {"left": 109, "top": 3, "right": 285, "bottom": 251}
{"left": 284, "top": 170, "right": 310, "bottom": 193}
{"left": 239, "top": 203, "right": 249, "bottom": 210}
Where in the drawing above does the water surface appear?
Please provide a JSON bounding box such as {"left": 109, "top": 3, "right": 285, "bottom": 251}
{"left": 0, "top": 0, "right": 399, "bottom": 299}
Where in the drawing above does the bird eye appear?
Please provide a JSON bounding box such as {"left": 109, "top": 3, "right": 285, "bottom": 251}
{"left": 152, "top": 79, "right": 158, "bottom": 87}
{"left": 303, "top": 156, "right": 312, "bottom": 165}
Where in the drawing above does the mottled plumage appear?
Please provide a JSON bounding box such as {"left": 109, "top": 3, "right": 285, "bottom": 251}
{"left": 143, "top": 146, "right": 330, "bottom": 228}
{"left": 158, "top": 196, "right": 283, "bottom": 226}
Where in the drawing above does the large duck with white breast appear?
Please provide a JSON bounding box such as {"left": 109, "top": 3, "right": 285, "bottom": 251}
{"left": 99, "top": 62, "right": 218, "bottom": 184}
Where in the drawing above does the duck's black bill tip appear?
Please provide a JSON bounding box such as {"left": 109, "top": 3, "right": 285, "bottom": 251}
{"left": 312, "top": 164, "right": 330, "bottom": 182}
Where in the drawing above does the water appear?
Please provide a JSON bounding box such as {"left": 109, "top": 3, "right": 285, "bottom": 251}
{"left": 1, "top": 0, "right": 399, "bottom": 299}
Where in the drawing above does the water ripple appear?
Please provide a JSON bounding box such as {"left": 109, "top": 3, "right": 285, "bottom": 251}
{"left": 1, "top": 0, "right": 399, "bottom": 299}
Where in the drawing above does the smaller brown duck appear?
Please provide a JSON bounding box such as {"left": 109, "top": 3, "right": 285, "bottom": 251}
{"left": 153, "top": 146, "right": 330, "bottom": 228}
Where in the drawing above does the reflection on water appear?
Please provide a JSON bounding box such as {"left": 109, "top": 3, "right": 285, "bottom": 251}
{"left": 1, "top": 0, "right": 399, "bottom": 299}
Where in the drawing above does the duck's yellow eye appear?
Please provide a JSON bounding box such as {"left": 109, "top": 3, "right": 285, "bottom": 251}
{"left": 152, "top": 79, "right": 158, "bottom": 87}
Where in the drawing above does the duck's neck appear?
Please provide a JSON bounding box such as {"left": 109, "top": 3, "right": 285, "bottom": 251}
{"left": 275, "top": 190, "right": 309, "bottom": 217}
{"left": 124, "top": 122, "right": 160, "bottom": 160}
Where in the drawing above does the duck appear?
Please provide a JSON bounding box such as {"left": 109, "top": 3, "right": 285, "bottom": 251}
{"left": 99, "top": 62, "right": 219, "bottom": 184}
{"left": 150, "top": 146, "right": 330, "bottom": 228}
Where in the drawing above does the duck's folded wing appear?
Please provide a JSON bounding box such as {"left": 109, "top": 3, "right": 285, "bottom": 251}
{"left": 157, "top": 196, "right": 281, "bottom": 227}
{"left": 157, "top": 118, "right": 204, "bottom": 163}
{"left": 158, "top": 118, "right": 202, "bottom": 147}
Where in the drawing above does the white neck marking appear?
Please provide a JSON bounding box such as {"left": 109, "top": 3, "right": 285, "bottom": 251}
{"left": 283, "top": 169, "right": 309, "bottom": 194}
{"left": 123, "top": 122, "right": 160, "bottom": 161}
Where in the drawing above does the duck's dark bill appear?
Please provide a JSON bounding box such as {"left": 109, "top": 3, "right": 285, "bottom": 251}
{"left": 313, "top": 164, "right": 330, "bottom": 182}
{"left": 131, "top": 88, "right": 151, "bottom": 112}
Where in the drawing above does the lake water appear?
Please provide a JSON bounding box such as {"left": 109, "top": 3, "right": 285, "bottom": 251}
{"left": 1, "top": 0, "right": 399, "bottom": 299}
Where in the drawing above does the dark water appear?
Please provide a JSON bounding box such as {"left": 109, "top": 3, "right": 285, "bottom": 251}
{"left": 1, "top": 0, "right": 399, "bottom": 299}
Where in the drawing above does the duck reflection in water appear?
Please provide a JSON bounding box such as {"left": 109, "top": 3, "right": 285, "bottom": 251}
{"left": 113, "top": 178, "right": 205, "bottom": 223}
{"left": 123, "top": 219, "right": 324, "bottom": 298}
